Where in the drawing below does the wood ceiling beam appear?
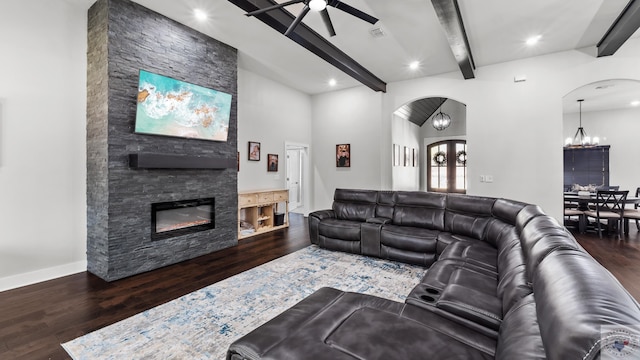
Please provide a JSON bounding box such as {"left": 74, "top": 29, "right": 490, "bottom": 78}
{"left": 228, "top": 0, "right": 387, "bottom": 92}
{"left": 597, "top": 0, "right": 640, "bottom": 57}
{"left": 430, "top": 0, "right": 475, "bottom": 79}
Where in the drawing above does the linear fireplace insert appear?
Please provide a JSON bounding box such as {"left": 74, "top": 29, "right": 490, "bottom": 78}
{"left": 151, "top": 197, "right": 215, "bottom": 240}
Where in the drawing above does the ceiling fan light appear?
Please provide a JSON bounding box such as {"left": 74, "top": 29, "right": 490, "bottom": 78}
{"left": 309, "top": 0, "right": 327, "bottom": 11}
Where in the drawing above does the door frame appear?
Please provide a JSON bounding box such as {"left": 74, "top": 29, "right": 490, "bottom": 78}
{"left": 285, "top": 141, "right": 310, "bottom": 216}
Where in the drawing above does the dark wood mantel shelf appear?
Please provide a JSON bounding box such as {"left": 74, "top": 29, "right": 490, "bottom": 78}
{"left": 129, "top": 153, "right": 236, "bottom": 169}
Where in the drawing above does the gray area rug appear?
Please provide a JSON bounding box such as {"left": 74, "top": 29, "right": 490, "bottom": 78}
{"left": 62, "top": 245, "right": 426, "bottom": 359}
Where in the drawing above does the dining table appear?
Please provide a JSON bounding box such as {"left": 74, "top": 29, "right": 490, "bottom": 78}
{"left": 564, "top": 192, "right": 640, "bottom": 234}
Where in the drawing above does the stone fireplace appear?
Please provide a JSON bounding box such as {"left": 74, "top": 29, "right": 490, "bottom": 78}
{"left": 86, "top": 0, "right": 238, "bottom": 281}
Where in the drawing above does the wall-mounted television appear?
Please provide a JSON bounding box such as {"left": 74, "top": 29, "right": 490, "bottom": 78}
{"left": 135, "top": 70, "right": 232, "bottom": 142}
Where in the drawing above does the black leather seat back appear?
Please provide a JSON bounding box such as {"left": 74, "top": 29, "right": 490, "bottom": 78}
{"left": 376, "top": 191, "right": 396, "bottom": 219}
{"left": 533, "top": 249, "right": 640, "bottom": 360}
{"left": 492, "top": 198, "right": 528, "bottom": 226}
{"left": 495, "top": 294, "right": 546, "bottom": 359}
{"left": 520, "top": 216, "right": 579, "bottom": 279}
{"left": 515, "top": 204, "right": 546, "bottom": 235}
{"left": 332, "top": 188, "right": 377, "bottom": 222}
{"left": 392, "top": 191, "right": 446, "bottom": 230}
{"left": 445, "top": 194, "right": 495, "bottom": 241}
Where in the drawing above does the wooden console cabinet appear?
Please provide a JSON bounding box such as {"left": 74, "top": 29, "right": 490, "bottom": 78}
{"left": 238, "top": 189, "right": 289, "bottom": 239}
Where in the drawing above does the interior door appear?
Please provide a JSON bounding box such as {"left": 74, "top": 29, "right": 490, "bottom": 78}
{"left": 286, "top": 149, "right": 301, "bottom": 210}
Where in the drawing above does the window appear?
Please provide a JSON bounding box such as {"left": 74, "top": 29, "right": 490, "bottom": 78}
{"left": 427, "top": 140, "right": 467, "bottom": 193}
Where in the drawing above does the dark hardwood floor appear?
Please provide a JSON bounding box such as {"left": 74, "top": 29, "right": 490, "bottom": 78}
{"left": 0, "top": 213, "right": 311, "bottom": 360}
{"left": 1, "top": 213, "right": 639, "bottom": 359}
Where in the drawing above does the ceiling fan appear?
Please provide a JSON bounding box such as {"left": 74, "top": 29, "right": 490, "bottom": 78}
{"left": 245, "top": 0, "right": 379, "bottom": 37}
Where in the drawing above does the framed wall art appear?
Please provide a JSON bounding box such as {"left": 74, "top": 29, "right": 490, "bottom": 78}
{"left": 267, "top": 154, "right": 278, "bottom": 172}
{"left": 404, "top": 146, "right": 410, "bottom": 166}
{"left": 393, "top": 144, "right": 400, "bottom": 166}
{"left": 135, "top": 70, "right": 232, "bottom": 142}
{"left": 412, "top": 148, "right": 418, "bottom": 167}
{"left": 248, "top": 141, "right": 260, "bottom": 161}
{"left": 336, "top": 144, "right": 350, "bottom": 167}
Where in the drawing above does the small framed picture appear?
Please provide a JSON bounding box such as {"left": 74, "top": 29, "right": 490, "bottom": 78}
{"left": 412, "top": 148, "right": 418, "bottom": 167}
{"left": 237, "top": 151, "right": 240, "bottom": 171}
{"left": 393, "top": 144, "right": 400, "bottom": 166}
{"left": 336, "top": 144, "right": 350, "bottom": 167}
{"left": 248, "top": 141, "right": 260, "bottom": 161}
{"left": 267, "top": 154, "right": 278, "bottom": 172}
{"left": 404, "top": 146, "right": 410, "bottom": 166}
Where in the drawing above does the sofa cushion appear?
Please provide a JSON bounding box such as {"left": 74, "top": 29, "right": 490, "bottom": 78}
{"left": 515, "top": 204, "right": 546, "bottom": 235}
{"left": 439, "top": 240, "right": 497, "bottom": 270}
{"left": 495, "top": 295, "right": 546, "bottom": 360}
{"left": 375, "top": 191, "right": 396, "bottom": 219}
{"left": 392, "top": 191, "right": 446, "bottom": 230}
{"left": 437, "top": 284, "right": 503, "bottom": 331}
{"left": 332, "top": 189, "right": 377, "bottom": 221}
{"left": 318, "top": 218, "right": 362, "bottom": 241}
{"left": 520, "top": 215, "right": 579, "bottom": 279}
{"left": 491, "top": 198, "right": 528, "bottom": 226}
{"left": 415, "top": 259, "right": 497, "bottom": 291}
{"left": 436, "top": 232, "right": 477, "bottom": 254}
{"left": 445, "top": 195, "right": 495, "bottom": 240}
{"left": 380, "top": 225, "right": 438, "bottom": 253}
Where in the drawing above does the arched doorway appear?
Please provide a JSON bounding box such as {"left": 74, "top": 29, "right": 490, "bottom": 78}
{"left": 562, "top": 79, "right": 640, "bottom": 192}
{"left": 391, "top": 97, "right": 467, "bottom": 192}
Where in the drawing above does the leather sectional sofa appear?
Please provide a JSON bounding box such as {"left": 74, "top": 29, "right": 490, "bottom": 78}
{"left": 227, "top": 189, "right": 640, "bottom": 359}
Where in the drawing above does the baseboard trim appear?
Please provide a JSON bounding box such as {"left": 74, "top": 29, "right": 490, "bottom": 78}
{"left": 0, "top": 261, "right": 87, "bottom": 292}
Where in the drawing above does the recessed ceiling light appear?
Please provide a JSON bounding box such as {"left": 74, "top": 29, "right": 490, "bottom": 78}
{"left": 409, "top": 61, "right": 420, "bottom": 70}
{"left": 631, "top": 100, "right": 640, "bottom": 106}
{"left": 328, "top": 79, "right": 337, "bottom": 86}
{"left": 526, "top": 35, "right": 542, "bottom": 46}
{"left": 194, "top": 9, "right": 208, "bottom": 21}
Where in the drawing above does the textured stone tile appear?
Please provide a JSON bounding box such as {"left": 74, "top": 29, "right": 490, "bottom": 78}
{"left": 87, "top": 0, "right": 238, "bottom": 281}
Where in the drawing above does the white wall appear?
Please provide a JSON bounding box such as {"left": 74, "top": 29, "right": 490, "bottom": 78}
{"left": 0, "top": 0, "right": 87, "bottom": 290}
{"left": 310, "top": 42, "right": 640, "bottom": 217}
{"left": 311, "top": 87, "right": 384, "bottom": 210}
{"left": 237, "top": 69, "right": 313, "bottom": 193}
{"left": 563, "top": 107, "right": 640, "bottom": 193}
{"left": 391, "top": 115, "right": 420, "bottom": 190}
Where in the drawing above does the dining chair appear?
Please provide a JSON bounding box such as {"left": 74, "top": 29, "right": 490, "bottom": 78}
{"left": 564, "top": 206, "right": 585, "bottom": 233}
{"left": 623, "top": 187, "right": 640, "bottom": 234}
{"left": 584, "top": 190, "right": 628, "bottom": 239}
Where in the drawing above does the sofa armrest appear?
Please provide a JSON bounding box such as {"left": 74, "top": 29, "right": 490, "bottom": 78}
{"left": 309, "top": 209, "right": 335, "bottom": 220}
{"left": 366, "top": 217, "right": 392, "bottom": 224}
{"left": 308, "top": 210, "right": 335, "bottom": 245}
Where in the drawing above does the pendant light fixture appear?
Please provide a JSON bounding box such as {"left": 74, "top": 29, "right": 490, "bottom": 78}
{"left": 565, "top": 99, "right": 599, "bottom": 147}
{"left": 432, "top": 100, "right": 452, "bottom": 131}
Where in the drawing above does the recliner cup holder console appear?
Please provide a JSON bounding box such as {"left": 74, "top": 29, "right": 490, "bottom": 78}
{"left": 410, "top": 286, "right": 441, "bottom": 305}
{"left": 420, "top": 295, "right": 436, "bottom": 302}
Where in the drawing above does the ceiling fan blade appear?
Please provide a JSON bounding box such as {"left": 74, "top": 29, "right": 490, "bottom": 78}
{"left": 246, "top": 0, "right": 304, "bottom": 17}
{"left": 328, "top": 0, "right": 378, "bottom": 24}
{"left": 284, "top": 4, "right": 310, "bottom": 36}
{"left": 320, "top": 9, "right": 337, "bottom": 37}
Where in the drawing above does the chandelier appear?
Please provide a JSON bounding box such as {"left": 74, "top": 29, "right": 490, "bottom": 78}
{"left": 565, "top": 99, "right": 599, "bottom": 147}
{"left": 432, "top": 103, "right": 451, "bottom": 131}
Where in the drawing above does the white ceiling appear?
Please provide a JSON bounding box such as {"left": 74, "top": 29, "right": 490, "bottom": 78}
{"left": 68, "top": 0, "right": 637, "bottom": 99}
{"left": 563, "top": 79, "right": 640, "bottom": 113}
